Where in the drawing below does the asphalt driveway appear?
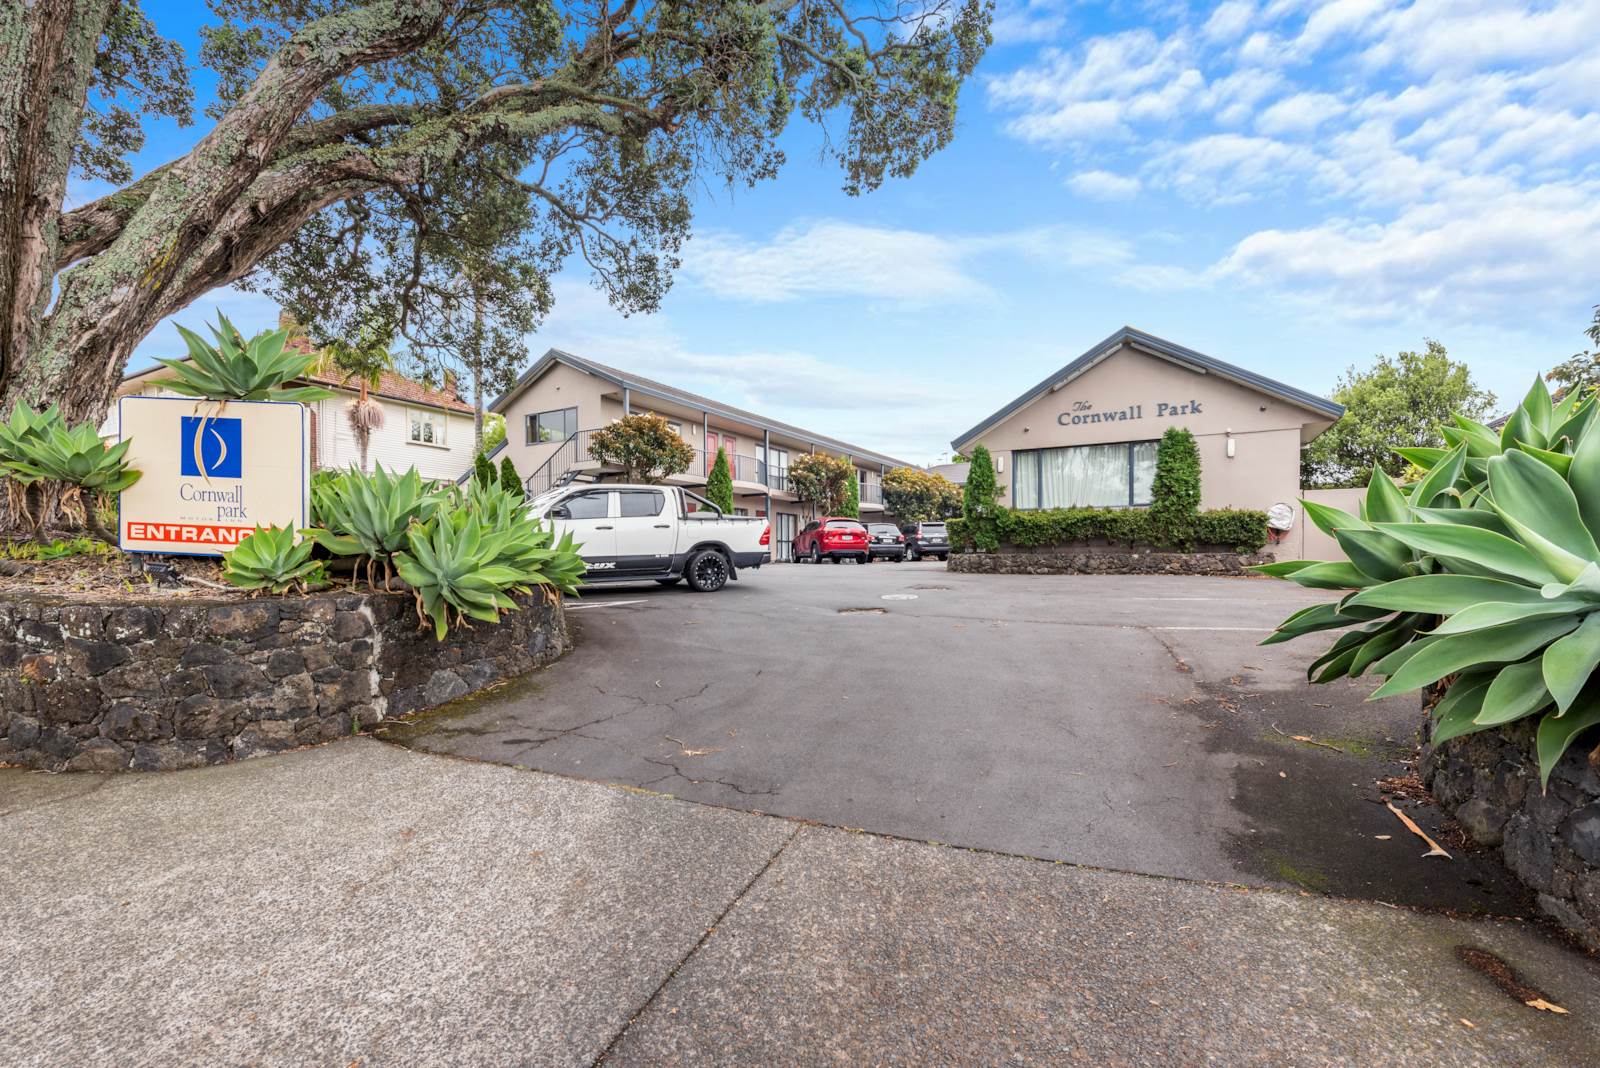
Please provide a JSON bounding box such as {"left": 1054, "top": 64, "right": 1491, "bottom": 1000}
{"left": 388, "top": 561, "right": 1531, "bottom": 914}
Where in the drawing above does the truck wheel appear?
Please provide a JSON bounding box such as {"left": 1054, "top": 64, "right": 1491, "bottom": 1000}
{"left": 686, "top": 549, "right": 730, "bottom": 592}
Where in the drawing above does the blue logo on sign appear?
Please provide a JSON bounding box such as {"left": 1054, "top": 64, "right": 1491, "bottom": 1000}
{"left": 180, "top": 416, "right": 242, "bottom": 478}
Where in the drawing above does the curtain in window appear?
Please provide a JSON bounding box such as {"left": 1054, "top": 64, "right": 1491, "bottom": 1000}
{"left": 1131, "top": 441, "right": 1159, "bottom": 505}
{"left": 1014, "top": 450, "right": 1040, "bottom": 509}
{"left": 1041, "top": 443, "right": 1128, "bottom": 507}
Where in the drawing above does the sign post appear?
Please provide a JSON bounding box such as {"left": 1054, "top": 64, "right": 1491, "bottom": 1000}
{"left": 117, "top": 396, "right": 310, "bottom": 556}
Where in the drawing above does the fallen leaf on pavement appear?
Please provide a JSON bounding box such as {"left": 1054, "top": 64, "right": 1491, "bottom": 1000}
{"left": 1386, "top": 801, "right": 1452, "bottom": 858}
{"left": 1374, "top": 835, "right": 1392, "bottom": 840}
{"left": 1526, "top": 999, "right": 1569, "bottom": 1014}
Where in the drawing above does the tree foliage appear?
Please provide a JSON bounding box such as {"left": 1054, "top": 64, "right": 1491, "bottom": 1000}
{"left": 1148, "top": 428, "right": 1201, "bottom": 549}
{"left": 587, "top": 413, "right": 694, "bottom": 484}
{"left": 963, "top": 444, "right": 998, "bottom": 518}
{"left": 706, "top": 446, "right": 734, "bottom": 512}
{"left": 0, "top": 0, "right": 994, "bottom": 432}
{"left": 499, "top": 455, "right": 520, "bottom": 497}
{"left": 1545, "top": 304, "right": 1600, "bottom": 401}
{"left": 841, "top": 468, "right": 860, "bottom": 518}
{"left": 1301, "top": 341, "right": 1496, "bottom": 489}
{"left": 882, "top": 466, "right": 960, "bottom": 522}
{"left": 788, "top": 453, "right": 853, "bottom": 514}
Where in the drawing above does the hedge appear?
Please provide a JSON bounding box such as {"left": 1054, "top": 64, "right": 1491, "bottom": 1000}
{"left": 948, "top": 506, "right": 1268, "bottom": 554}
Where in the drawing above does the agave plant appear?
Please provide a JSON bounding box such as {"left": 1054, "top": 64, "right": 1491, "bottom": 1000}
{"left": 152, "top": 312, "right": 333, "bottom": 403}
{"left": 1257, "top": 377, "right": 1600, "bottom": 785}
{"left": 0, "top": 406, "right": 142, "bottom": 544}
{"left": 222, "top": 526, "right": 329, "bottom": 595}
{"left": 302, "top": 464, "right": 443, "bottom": 587}
{"left": 394, "top": 496, "right": 584, "bottom": 640}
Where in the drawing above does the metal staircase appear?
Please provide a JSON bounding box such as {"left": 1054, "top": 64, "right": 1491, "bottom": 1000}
{"left": 523, "top": 429, "right": 599, "bottom": 498}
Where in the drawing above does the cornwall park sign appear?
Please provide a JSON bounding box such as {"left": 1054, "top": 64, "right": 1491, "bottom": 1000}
{"left": 117, "top": 396, "right": 309, "bottom": 556}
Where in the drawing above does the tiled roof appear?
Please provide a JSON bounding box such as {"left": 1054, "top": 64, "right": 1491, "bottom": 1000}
{"left": 299, "top": 366, "right": 473, "bottom": 415}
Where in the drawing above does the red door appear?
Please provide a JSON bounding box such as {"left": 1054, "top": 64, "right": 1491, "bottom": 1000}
{"left": 706, "top": 432, "right": 737, "bottom": 475}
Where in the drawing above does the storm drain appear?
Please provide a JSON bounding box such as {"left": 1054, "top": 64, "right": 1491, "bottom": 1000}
{"left": 838, "top": 607, "right": 888, "bottom": 615}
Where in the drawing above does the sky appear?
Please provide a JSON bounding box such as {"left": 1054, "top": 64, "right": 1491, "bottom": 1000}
{"left": 99, "top": 0, "right": 1599, "bottom": 466}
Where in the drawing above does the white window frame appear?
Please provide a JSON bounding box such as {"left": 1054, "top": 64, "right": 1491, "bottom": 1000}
{"left": 408, "top": 407, "right": 447, "bottom": 448}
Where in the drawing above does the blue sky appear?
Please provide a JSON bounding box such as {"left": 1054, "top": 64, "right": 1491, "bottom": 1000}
{"left": 101, "top": 1, "right": 1597, "bottom": 465}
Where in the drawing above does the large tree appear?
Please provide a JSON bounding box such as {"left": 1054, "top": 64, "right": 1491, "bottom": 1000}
{"left": 1301, "top": 340, "right": 1496, "bottom": 489}
{"left": 0, "top": 0, "right": 992, "bottom": 429}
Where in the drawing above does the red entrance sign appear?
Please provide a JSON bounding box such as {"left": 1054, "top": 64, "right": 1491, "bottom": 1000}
{"left": 124, "top": 521, "right": 255, "bottom": 548}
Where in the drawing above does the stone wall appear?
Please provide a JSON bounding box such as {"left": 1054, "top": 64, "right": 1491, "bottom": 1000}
{"left": 948, "top": 549, "right": 1275, "bottom": 576}
{"left": 1422, "top": 717, "right": 1600, "bottom": 951}
{"left": 0, "top": 590, "right": 567, "bottom": 773}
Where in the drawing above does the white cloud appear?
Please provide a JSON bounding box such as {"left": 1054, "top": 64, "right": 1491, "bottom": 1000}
{"left": 1255, "top": 91, "right": 1345, "bottom": 134}
{"left": 1215, "top": 180, "right": 1600, "bottom": 320}
{"left": 1204, "top": 2, "right": 1256, "bottom": 43}
{"left": 986, "top": 0, "right": 1600, "bottom": 322}
{"left": 990, "top": 0, "right": 1074, "bottom": 44}
{"left": 682, "top": 220, "right": 1132, "bottom": 304}
{"left": 1066, "top": 170, "right": 1142, "bottom": 200}
{"left": 529, "top": 283, "right": 980, "bottom": 464}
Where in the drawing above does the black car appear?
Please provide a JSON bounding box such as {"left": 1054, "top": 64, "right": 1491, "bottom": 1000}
{"left": 865, "top": 522, "right": 906, "bottom": 561}
{"left": 902, "top": 520, "right": 950, "bottom": 561}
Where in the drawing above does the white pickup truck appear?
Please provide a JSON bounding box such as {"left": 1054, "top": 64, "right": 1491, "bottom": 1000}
{"left": 526, "top": 482, "right": 770, "bottom": 592}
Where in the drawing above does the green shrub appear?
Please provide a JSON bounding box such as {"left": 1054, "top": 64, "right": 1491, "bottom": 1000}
{"left": 947, "top": 506, "right": 1267, "bottom": 553}
{"left": 964, "top": 444, "right": 998, "bottom": 519}
{"left": 841, "top": 468, "right": 860, "bottom": 518}
{"left": 152, "top": 313, "right": 333, "bottom": 403}
{"left": 588, "top": 413, "right": 695, "bottom": 482}
{"left": 0, "top": 404, "right": 142, "bottom": 544}
{"left": 473, "top": 452, "right": 496, "bottom": 487}
{"left": 1149, "top": 427, "right": 1201, "bottom": 548}
{"left": 1255, "top": 376, "right": 1600, "bottom": 785}
{"left": 882, "top": 466, "right": 961, "bottom": 521}
{"left": 788, "top": 453, "right": 853, "bottom": 513}
{"left": 499, "top": 455, "right": 521, "bottom": 496}
{"left": 223, "top": 526, "right": 329, "bottom": 594}
{"left": 706, "top": 446, "right": 734, "bottom": 512}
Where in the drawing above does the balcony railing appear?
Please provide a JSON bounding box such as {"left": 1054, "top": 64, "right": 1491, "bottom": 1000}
{"left": 860, "top": 480, "right": 883, "bottom": 506}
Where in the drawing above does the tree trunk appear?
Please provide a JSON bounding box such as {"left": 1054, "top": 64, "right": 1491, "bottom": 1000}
{"left": 0, "top": 1, "right": 450, "bottom": 425}
{"left": 471, "top": 284, "right": 485, "bottom": 454}
{"left": 0, "top": 0, "right": 114, "bottom": 402}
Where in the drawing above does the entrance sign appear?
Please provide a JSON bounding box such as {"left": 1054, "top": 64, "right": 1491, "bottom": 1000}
{"left": 118, "top": 396, "right": 309, "bottom": 556}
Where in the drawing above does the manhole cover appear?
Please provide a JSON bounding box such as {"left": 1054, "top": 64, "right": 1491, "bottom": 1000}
{"left": 881, "top": 593, "right": 919, "bottom": 601}
{"left": 838, "top": 606, "right": 888, "bottom": 614}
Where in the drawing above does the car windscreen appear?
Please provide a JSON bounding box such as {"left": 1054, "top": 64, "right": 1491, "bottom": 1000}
{"left": 824, "top": 520, "right": 865, "bottom": 530}
{"left": 920, "top": 522, "right": 947, "bottom": 532}
{"left": 868, "top": 524, "right": 897, "bottom": 534}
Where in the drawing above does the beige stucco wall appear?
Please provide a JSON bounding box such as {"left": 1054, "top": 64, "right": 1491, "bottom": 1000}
{"left": 499, "top": 361, "right": 614, "bottom": 479}
{"left": 959, "top": 345, "right": 1317, "bottom": 523}
{"left": 1289, "top": 487, "right": 1365, "bottom": 562}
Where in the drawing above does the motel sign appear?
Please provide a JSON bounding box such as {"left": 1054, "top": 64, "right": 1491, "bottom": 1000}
{"left": 117, "top": 396, "right": 310, "bottom": 556}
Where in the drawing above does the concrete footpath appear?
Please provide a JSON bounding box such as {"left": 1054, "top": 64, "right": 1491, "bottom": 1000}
{"left": 3, "top": 739, "right": 1597, "bottom": 1067}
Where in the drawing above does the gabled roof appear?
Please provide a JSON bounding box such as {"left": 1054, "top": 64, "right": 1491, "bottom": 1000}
{"left": 121, "top": 356, "right": 474, "bottom": 415}
{"left": 493, "top": 348, "right": 916, "bottom": 469}
{"left": 951, "top": 326, "right": 1345, "bottom": 450}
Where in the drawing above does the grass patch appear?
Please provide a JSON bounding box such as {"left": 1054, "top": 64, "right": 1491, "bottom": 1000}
{"left": 1, "top": 537, "right": 117, "bottom": 562}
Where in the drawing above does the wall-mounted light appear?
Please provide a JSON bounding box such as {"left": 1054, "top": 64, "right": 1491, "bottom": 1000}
{"left": 996, "top": 454, "right": 1004, "bottom": 473}
{"left": 1225, "top": 430, "right": 1236, "bottom": 459}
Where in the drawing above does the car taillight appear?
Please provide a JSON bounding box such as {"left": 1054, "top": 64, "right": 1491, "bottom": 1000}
{"left": 896, "top": 534, "right": 904, "bottom": 542}
{"left": 760, "top": 523, "right": 770, "bottom": 546}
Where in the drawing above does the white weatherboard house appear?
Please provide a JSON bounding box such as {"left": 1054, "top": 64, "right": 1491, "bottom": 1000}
{"left": 104, "top": 330, "right": 479, "bottom": 484}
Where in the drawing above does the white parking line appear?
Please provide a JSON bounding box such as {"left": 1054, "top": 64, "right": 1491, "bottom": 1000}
{"left": 566, "top": 599, "right": 648, "bottom": 611}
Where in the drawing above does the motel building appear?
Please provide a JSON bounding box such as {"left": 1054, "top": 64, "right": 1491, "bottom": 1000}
{"left": 491, "top": 350, "right": 916, "bottom": 561}
{"left": 951, "top": 327, "right": 1345, "bottom": 553}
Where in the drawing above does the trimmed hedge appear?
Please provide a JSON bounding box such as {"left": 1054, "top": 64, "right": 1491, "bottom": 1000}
{"left": 949, "top": 505, "right": 1268, "bottom": 554}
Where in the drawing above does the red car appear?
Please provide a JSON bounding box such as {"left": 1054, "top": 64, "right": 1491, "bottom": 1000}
{"left": 793, "top": 517, "right": 870, "bottom": 564}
